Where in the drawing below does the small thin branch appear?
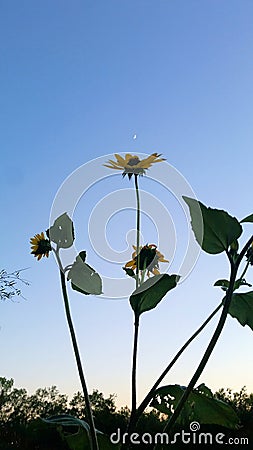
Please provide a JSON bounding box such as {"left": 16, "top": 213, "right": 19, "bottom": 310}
{"left": 0, "top": 268, "right": 30, "bottom": 301}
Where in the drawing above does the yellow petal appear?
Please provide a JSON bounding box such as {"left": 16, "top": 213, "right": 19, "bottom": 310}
{"left": 115, "top": 154, "right": 127, "bottom": 166}
{"left": 125, "top": 153, "right": 135, "bottom": 162}
{"left": 125, "top": 260, "right": 135, "bottom": 267}
{"left": 107, "top": 159, "right": 122, "bottom": 167}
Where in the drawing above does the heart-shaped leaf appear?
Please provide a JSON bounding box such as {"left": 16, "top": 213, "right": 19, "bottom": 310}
{"left": 48, "top": 213, "right": 75, "bottom": 248}
{"left": 183, "top": 197, "right": 242, "bottom": 254}
{"left": 129, "top": 274, "right": 179, "bottom": 316}
{"left": 68, "top": 253, "right": 102, "bottom": 296}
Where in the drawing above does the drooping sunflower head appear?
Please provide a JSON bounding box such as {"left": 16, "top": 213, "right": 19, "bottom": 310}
{"left": 30, "top": 232, "right": 52, "bottom": 261}
{"left": 124, "top": 244, "right": 169, "bottom": 276}
{"left": 104, "top": 153, "right": 165, "bottom": 179}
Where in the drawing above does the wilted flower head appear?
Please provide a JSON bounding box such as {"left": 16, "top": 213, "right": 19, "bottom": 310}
{"left": 124, "top": 244, "right": 169, "bottom": 276}
{"left": 30, "top": 232, "right": 52, "bottom": 261}
{"left": 104, "top": 153, "right": 165, "bottom": 179}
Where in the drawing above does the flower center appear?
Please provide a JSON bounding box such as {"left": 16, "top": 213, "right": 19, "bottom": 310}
{"left": 127, "top": 157, "right": 140, "bottom": 166}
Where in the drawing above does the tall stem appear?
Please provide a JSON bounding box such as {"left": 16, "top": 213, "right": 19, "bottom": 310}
{"left": 127, "top": 175, "right": 141, "bottom": 438}
{"left": 134, "top": 174, "right": 141, "bottom": 289}
{"left": 59, "top": 269, "right": 99, "bottom": 450}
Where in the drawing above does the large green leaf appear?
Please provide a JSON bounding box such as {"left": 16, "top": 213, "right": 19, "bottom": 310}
{"left": 228, "top": 291, "right": 253, "bottom": 330}
{"left": 67, "top": 252, "right": 102, "bottom": 296}
{"left": 240, "top": 213, "right": 253, "bottom": 223}
{"left": 48, "top": 213, "right": 75, "bottom": 248}
{"left": 129, "top": 274, "right": 179, "bottom": 316}
{"left": 183, "top": 197, "right": 242, "bottom": 254}
{"left": 151, "top": 384, "right": 239, "bottom": 429}
{"left": 42, "top": 415, "right": 119, "bottom": 450}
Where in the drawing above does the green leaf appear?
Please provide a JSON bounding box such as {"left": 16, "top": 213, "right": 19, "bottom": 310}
{"left": 68, "top": 253, "right": 102, "bottom": 295}
{"left": 228, "top": 291, "right": 253, "bottom": 330}
{"left": 241, "top": 213, "right": 253, "bottom": 223}
{"left": 183, "top": 196, "right": 242, "bottom": 254}
{"left": 214, "top": 278, "right": 251, "bottom": 292}
{"left": 42, "top": 415, "right": 119, "bottom": 450}
{"left": 49, "top": 213, "right": 75, "bottom": 248}
{"left": 214, "top": 279, "right": 229, "bottom": 291}
{"left": 129, "top": 274, "right": 179, "bottom": 316}
{"left": 151, "top": 384, "right": 239, "bottom": 429}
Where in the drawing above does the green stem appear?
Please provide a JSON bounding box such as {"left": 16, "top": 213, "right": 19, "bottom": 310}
{"left": 127, "top": 175, "right": 141, "bottom": 442}
{"left": 156, "top": 235, "right": 253, "bottom": 443}
{"left": 134, "top": 174, "right": 141, "bottom": 289}
{"left": 59, "top": 268, "right": 99, "bottom": 450}
{"left": 131, "top": 314, "right": 140, "bottom": 416}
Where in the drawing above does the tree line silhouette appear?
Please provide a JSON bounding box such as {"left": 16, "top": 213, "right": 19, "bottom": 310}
{"left": 1, "top": 377, "right": 253, "bottom": 449}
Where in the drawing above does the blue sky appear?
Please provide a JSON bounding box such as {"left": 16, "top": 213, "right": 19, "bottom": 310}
{"left": 1, "top": 0, "right": 253, "bottom": 408}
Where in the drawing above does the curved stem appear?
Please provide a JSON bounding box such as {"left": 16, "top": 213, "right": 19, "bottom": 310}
{"left": 59, "top": 269, "right": 99, "bottom": 450}
{"left": 156, "top": 235, "right": 253, "bottom": 442}
{"left": 134, "top": 301, "right": 222, "bottom": 424}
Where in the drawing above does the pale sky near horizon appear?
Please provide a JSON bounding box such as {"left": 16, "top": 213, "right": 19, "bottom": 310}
{"left": 1, "top": 0, "right": 253, "bottom": 408}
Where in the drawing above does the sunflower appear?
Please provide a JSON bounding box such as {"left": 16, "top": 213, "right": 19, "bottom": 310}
{"left": 30, "top": 232, "right": 52, "bottom": 261}
{"left": 104, "top": 153, "right": 165, "bottom": 179}
{"left": 124, "top": 244, "right": 169, "bottom": 276}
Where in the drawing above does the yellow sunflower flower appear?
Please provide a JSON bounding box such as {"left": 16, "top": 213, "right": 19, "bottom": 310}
{"left": 124, "top": 244, "right": 169, "bottom": 276}
{"left": 104, "top": 153, "right": 165, "bottom": 179}
{"left": 30, "top": 232, "right": 52, "bottom": 261}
